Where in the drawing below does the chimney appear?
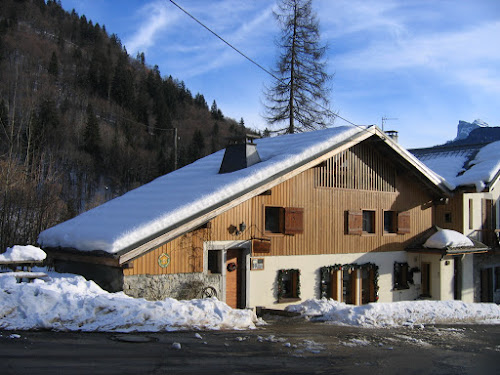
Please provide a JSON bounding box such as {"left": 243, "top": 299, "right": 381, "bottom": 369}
{"left": 385, "top": 130, "right": 398, "bottom": 143}
{"left": 219, "top": 134, "right": 261, "bottom": 174}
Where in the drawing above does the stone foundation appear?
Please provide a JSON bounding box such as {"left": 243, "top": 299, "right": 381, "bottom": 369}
{"left": 123, "top": 273, "right": 223, "bottom": 301}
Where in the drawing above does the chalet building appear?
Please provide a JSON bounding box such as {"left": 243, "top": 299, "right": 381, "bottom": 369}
{"left": 39, "top": 126, "right": 455, "bottom": 309}
{"left": 412, "top": 140, "right": 500, "bottom": 303}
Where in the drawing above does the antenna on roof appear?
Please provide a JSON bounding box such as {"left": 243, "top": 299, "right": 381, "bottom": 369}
{"left": 381, "top": 117, "right": 398, "bottom": 132}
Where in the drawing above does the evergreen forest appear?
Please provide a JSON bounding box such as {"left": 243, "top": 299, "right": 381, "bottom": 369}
{"left": 0, "top": 0, "right": 253, "bottom": 250}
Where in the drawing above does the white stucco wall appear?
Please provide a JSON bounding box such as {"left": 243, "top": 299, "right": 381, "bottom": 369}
{"left": 461, "top": 254, "right": 474, "bottom": 303}
{"left": 247, "top": 251, "right": 422, "bottom": 309}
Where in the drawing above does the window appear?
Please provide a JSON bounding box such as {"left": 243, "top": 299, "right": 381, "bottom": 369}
{"left": 421, "top": 262, "right": 431, "bottom": 297}
{"left": 320, "top": 264, "right": 378, "bottom": 305}
{"left": 384, "top": 211, "right": 396, "bottom": 233}
{"left": 362, "top": 210, "right": 375, "bottom": 234}
{"left": 444, "top": 212, "right": 452, "bottom": 223}
{"left": 207, "top": 250, "right": 222, "bottom": 274}
{"left": 342, "top": 269, "right": 356, "bottom": 304}
{"left": 394, "top": 262, "right": 409, "bottom": 290}
{"left": 469, "top": 199, "right": 474, "bottom": 230}
{"left": 277, "top": 269, "right": 300, "bottom": 302}
{"left": 265, "top": 206, "right": 304, "bottom": 235}
{"left": 361, "top": 267, "right": 377, "bottom": 304}
{"left": 495, "top": 267, "right": 500, "bottom": 291}
{"left": 265, "top": 206, "right": 283, "bottom": 233}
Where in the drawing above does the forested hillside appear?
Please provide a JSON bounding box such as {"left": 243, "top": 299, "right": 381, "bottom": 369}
{"left": 0, "top": 0, "right": 253, "bottom": 250}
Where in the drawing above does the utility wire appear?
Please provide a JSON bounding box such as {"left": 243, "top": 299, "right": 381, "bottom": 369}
{"left": 168, "top": 0, "right": 374, "bottom": 132}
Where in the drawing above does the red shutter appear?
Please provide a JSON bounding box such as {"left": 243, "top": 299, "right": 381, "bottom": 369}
{"left": 347, "top": 210, "right": 363, "bottom": 235}
{"left": 397, "top": 211, "right": 410, "bottom": 234}
{"left": 284, "top": 207, "right": 304, "bottom": 235}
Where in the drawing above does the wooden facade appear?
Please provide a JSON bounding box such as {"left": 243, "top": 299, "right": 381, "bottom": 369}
{"left": 124, "top": 140, "right": 437, "bottom": 276}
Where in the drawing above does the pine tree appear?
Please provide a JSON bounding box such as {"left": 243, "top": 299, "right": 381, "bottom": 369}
{"left": 48, "top": 51, "right": 58, "bottom": 77}
{"left": 83, "top": 104, "right": 101, "bottom": 156}
{"left": 264, "top": 0, "right": 331, "bottom": 133}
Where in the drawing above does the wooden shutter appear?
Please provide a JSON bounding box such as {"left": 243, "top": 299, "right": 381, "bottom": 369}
{"left": 330, "top": 270, "right": 339, "bottom": 300}
{"left": 368, "top": 269, "right": 375, "bottom": 303}
{"left": 284, "top": 207, "right": 304, "bottom": 235}
{"left": 347, "top": 210, "right": 363, "bottom": 235}
{"left": 397, "top": 211, "right": 410, "bottom": 234}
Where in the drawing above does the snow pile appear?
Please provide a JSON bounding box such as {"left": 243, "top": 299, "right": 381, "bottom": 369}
{"left": 0, "top": 272, "right": 257, "bottom": 332}
{"left": 285, "top": 299, "right": 500, "bottom": 327}
{"left": 423, "top": 229, "right": 474, "bottom": 249}
{"left": 0, "top": 245, "right": 46, "bottom": 262}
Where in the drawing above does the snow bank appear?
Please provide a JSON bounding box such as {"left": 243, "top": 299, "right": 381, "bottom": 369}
{"left": 0, "top": 245, "right": 46, "bottom": 262}
{"left": 286, "top": 299, "right": 500, "bottom": 327}
{"left": 423, "top": 229, "right": 474, "bottom": 249}
{"left": 0, "top": 272, "right": 257, "bottom": 332}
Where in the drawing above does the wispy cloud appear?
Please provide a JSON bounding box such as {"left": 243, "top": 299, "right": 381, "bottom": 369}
{"left": 158, "top": 1, "right": 275, "bottom": 79}
{"left": 334, "top": 20, "right": 500, "bottom": 94}
{"left": 125, "top": 1, "right": 177, "bottom": 55}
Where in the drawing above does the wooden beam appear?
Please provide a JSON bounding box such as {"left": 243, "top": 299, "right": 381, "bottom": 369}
{"left": 47, "top": 250, "right": 120, "bottom": 268}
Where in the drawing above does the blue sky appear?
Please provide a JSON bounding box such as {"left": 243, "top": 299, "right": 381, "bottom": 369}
{"left": 60, "top": 0, "right": 500, "bottom": 148}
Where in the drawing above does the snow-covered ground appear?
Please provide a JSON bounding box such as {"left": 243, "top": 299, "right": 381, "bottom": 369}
{"left": 0, "top": 271, "right": 258, "bottom": 332}
{"left": 286, "top": 298, "right": 500, "bottom": 327}
{"left": 1, "top": 268, "right": 498, "bottom": 332}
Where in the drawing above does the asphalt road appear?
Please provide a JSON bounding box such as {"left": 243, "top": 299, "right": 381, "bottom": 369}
{"left": 1, "top": 317, "right": 499, "bottom": 375}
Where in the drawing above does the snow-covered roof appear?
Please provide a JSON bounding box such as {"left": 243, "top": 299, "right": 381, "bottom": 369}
{"left": 412, "top": 140, "right": 500, "bottom": 191}
{"left": 38, "top": 126, "right": 449, "bottom": 258}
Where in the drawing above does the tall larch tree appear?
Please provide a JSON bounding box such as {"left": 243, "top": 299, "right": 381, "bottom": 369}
{"left": 264, "top": 0, "right": 331, "bottom": 134}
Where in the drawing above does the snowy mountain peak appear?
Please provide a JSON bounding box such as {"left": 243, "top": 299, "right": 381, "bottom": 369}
{"left": 455, "top": 119, "right": 489, "bottom": 141}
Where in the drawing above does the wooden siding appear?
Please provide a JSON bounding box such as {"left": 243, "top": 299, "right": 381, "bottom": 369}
{"left": 314, "top": 143, "right": 396, "bottom": 192}
{"left": 126, "top": 141, "right": 438, "bottom": 274}
{"left": 123, "top": 228, "right": 207, "bottom": 276}
{"left": 434, "top": 194, "right": 464, "bottom": 232}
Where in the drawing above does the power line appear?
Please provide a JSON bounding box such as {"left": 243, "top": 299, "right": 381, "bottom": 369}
{"left": 168, "top": 0, "right": 373, "bottom": 132}
{"left": 168, "top": 0, "right": 282, "bottom": 83}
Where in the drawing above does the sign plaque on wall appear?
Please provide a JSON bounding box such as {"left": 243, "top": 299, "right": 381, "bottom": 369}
{"left": 251, "top": 258, "right": 264, "bottom": 270}
{"left": 158, "top": 253, "right": 170, "bottom": 268}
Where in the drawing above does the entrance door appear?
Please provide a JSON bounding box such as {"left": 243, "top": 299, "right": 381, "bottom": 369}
{"left": 225, "top": 249, "right": 243, "bottom": 308}
{"left": 421, "top": 262, "right": 431, "bottom": 298}
{"left": 454, "top": 257, "right": 462, "bottom": 300}
{"left": 481, "top": 268, "right": 493, "bottom": 302}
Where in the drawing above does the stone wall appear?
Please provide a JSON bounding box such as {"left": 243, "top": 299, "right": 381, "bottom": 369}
{"left": 123, "top": 272, "right": 223, "bottom": 301}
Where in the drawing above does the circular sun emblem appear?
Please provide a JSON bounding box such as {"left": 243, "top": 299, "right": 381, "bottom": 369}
{"left": 157, "top": 253, "right": 170, "bottom": 268}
